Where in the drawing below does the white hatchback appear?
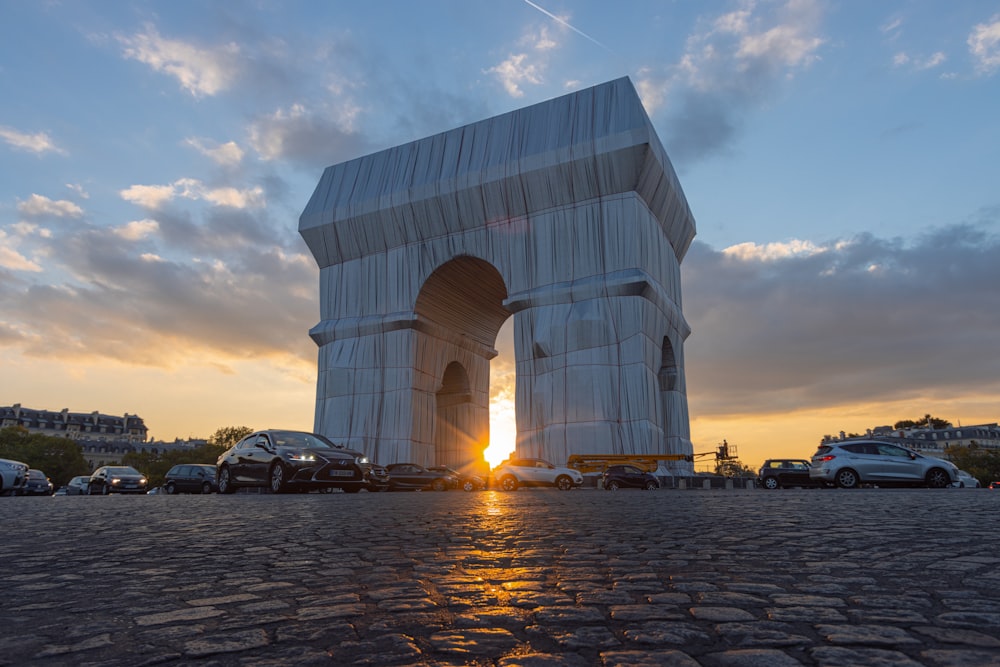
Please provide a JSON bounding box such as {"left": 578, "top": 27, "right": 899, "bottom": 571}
{"left": 491, "top": 457, "right": 583, "bottom": 491}
{"left": 0, "top": 457, "right": 30, "bottom": 496}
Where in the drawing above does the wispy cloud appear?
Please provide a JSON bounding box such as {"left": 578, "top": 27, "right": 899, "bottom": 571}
{"left": 120, "top": 179, "right": 264, "bottom": 210}
{"left": 0, "top": 126, "right": 66, "bottom": 155}
{"left": 184, "top": 138, "right": 245, "bottom": 168}
{"left": 117, "top": 23, "right": 241, "bottom": 96}
{"left": 893, "top": 51, "right": 947, "bottom": 71}
{"left": 0, "top": 230, "right": 42, "bottom": 272}
{"left": 17, "top": 194, "right": 83, "bottom": 218}
{"left": 637, "top": 0, "right": 826, "bottom": 163}
{"left": 969, "top": 14, "right": 1000, "bottom": 74}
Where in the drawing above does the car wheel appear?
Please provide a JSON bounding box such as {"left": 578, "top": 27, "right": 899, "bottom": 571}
{"left": 269, "top": 463, "right": 288, "bottom": 493}
{"left": 201, "top": 482, "right": 212, "bottom": 494}
{"left": 500, "top": 475, "right": 519, "bottom": 491}
{"left": 607, "top": 480, "right": 621, "bottom": 491}
{"left": 762, "top": 476, "right": 779, "bottom": 490}
{"left": 556, "top": 475, "right": 573, "bottom": 490}
{"left": 217, "top": 466, "right": 236, "bottom": 494}
{"left": 462, "top": 480, "right": 476, "bottom": 492}
{"left": 644, "top": 480, "right": 659, "bottom": 490}
{"left": 926, "top": 468, "right": 951, "bottom": 489}
{"left": 431, "top": 478, "right": 447, "bottom": 492}
{"left": 101, "top": 484, "right": 110, "bottom": 495}
{"left": 835, "top": 469, "right": 860, "bottom": 489}
{"left": 165, "top": 482, "right": 176, "bottom": 495}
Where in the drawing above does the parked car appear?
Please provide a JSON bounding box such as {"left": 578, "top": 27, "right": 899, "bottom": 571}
{"left": 809, "top": 440, "right": 959, "bottom": 489}
{"left": 951, "top": 470, "right": 981, "bottom": 488}
{"left": 88, "top": 466, "right": 149, "bottom": 495}
{"left": 990, "top": 481, "right": 1000, "bottom": 490}
{"left": 216, "top": 429, "right": 378, "bottom": 494}
{"left": 491, "top": 457, "right": 583, "bottom": 491}
{"left": 602, "top": 464, "right": 659, "bottom": 490}
{"left": 366, "top": 464, "right": 390, "bottom": 492}
{"left": 163, "top": 464, "right": 218, "bottom": 494}
{"left": 427, "top": 465, "right": 485, "bottom": 491}
{"left": 65, "top": 475, "right": 91, "bottom": 495}
{"left": 757, "top": 459, "right": 818, "bottom": 490}
{"left": 23, "top": 469, "right": 54, "bottom": 496}
{"left": 0, "top": 457, "right": 29, "bottom": 496}
{"left": 384, "top": 463, "right": 455, "bottom": 491}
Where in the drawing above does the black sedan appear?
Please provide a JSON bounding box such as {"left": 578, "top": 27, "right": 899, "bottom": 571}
{"left": 163, "top": 464, "right": 218, "bottom": 494}
{"left": 428, "top": 465, "right": 485, "bottom": 491}
{"left": 216, "top": 429, "right": 377, "bottom": 494}
{"left": 88, "top": 466, "right": 149, "bottom": 495}
{"left": 602, "top": 464, "right": 660, "bottom": 490}
{"left": 385, "top": 463, "right": 455, "bottom": 491}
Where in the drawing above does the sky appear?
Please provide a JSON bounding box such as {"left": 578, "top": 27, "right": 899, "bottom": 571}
{"left": 2, "top": 1, "right": 999, "bottom": 470}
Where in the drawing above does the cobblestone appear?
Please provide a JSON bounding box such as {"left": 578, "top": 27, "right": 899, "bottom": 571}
{"left": 1, "top": 487, "right": 999, "bottom": 665}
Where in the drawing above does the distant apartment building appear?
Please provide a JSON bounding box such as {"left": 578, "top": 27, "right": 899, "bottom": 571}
{"left": 1, "top": 404, "right": 206, "bottom": 469}
{"left": 0, "top": 403, "right": 148, "bottom": 442}
{"left": 823, "top": 423, "right": 1000, "bottom": 456}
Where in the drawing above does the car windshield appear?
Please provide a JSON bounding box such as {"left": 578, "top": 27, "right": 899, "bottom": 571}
{"left": 270, "top": 431, "right": 338, "bottom": 449}
{"left": 107, "top": 467, "right": 141, "bottom": 476}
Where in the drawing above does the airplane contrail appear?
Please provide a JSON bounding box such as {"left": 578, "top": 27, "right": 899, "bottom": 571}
{"left": 521, "top": 0, "right": 617, "bottom": 55}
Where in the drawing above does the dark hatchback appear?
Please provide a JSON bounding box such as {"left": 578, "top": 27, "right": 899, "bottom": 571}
{"left": 757, "top": 459, "right": 817, "bottom": 489}
{"left": 385, "top": 463, "right": 455, "bottom": 491}
{"left": 602, "top": 464, "right": 660, "bottom": 490}
{"left": 88, "top": 466, "right": 149, "bottom": 495}
{"left": 164, "top": 464, "right": 218, "bottom": 494}
{"left": 428, "top": 465, "right": 486, "bottom": 491}
{"left": 216, "top": 429, "right": 377, "bottom": 494}
{"left": 23, "top": 469, "right": 54, "bottom": 496}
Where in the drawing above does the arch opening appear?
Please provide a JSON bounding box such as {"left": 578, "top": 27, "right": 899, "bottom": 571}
{"left": 416, "top": 256, "right": 511, "bottom": 472}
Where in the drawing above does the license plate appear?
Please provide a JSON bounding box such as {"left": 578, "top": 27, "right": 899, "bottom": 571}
{"left": 328, "top": 470, "right": 353, "bottom": 477}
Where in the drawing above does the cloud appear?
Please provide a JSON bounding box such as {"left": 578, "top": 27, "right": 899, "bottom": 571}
{"left": 113, "top": 219, "right": 160, "bottom": 241}
{"left": 893, "top": 51, "right": 947, "bottom": 71}
{"left": 682, "top": 219, "right": 1000, "bottom": 419}
{"left": 969, "top": 14, "right": 1000, "bottom": 74}
{"left": 17, "top": 194, "right": 84, "bottom": 218}
{"left": 637, "top": 0, "right": 826, "bottom": 163}
{"left": 117, "top": 23, "right": 241, "bottom": 96}
{"left": 65, "top": 183, "right": 90, "bottom": 199}
{"left": 487, "top": 54, "right": 544, "bottom": 97}
{"left": 0, "top": 230, "right": 42, "bottom": 272}
{"left": 247, "top": 103, "right": 367, "bottom": 168}
{"left": 0, "top": 220, "right": 318, "bottom": 372}
{"left": 487, "top": 12, "right": 572, "bottom": 98}
{"left": 120, "top": 179, "right": 265, "bottom": 211}
{"left": 185, "top": 138, "right": 245, "bottom": 168}
{"left": 120, "top": 184, "right": 176, "bottom": 209}
{"left": 0, "top": 126, "right": 66, "bottom": 155}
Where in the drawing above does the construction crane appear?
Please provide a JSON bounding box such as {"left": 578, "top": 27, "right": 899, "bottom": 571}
{"left": 567, "top": 440, "right": 739, "bottom": 474}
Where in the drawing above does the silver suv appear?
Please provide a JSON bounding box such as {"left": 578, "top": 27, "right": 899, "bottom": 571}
{"left": 810, "top": 440, "right": 959, "bottom": 489}
{"left": 491, "top": 457, "right": 583, "bottom": 491}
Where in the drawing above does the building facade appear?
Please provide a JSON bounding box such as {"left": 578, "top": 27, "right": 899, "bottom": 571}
{"left": 1, "top": 403, "right": 148, "bottom": 443}
{"left": 1, "top": 404, "right": 206, "bottom": 469}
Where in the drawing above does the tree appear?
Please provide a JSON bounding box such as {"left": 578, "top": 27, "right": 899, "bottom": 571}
{"left": 893, "top": 414, "right": 952, "bottom": 430}
{"left": 0, "top": 426, "right": 90, "bottom": 487}
{"left": 944, "top": 445, "right": 1000, "bottom": 487}
{"left": 210, "top": 426, "right": 253, "bottom": 448}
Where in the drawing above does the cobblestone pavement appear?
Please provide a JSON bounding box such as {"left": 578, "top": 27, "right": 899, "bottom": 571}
{"left": 2, "top": 487, "right": 999, "bottom": 666}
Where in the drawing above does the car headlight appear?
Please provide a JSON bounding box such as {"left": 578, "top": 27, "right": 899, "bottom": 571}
{"left": 288, "top": 452, "right": 316, "bottom": 462}
{"left": 110, "top": 478, "right": 121, "bottom": 485}
{"left": 356, "top": 456, "right": 369, "bottom": 465}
